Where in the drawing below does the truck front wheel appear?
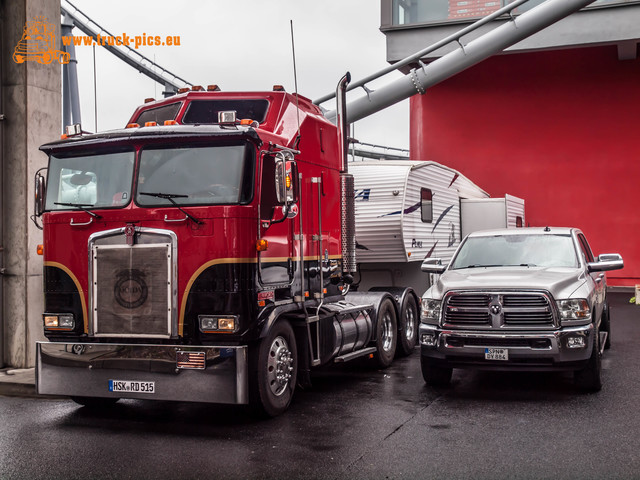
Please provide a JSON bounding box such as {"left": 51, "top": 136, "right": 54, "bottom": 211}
{"left": 421, "top": 356, "right": 452, "bottom": 386}
{"left": 250, "top": 320, "right": 298, "bottom": 417}
{"left": 574, "top": 325, "right": 602, "bottom": 392}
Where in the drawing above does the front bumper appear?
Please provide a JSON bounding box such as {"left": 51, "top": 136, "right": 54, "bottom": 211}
{"left": 419, "top": 323, "right": 594, "bottom": 371}
{"left": 36, "top": 342, "right": 248, "bottom": 404}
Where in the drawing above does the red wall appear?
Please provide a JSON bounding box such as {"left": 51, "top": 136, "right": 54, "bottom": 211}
{"left": 410, "top": 46, "right": 640, "bottom": 287}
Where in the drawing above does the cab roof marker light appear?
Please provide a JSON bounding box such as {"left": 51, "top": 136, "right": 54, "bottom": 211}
{"left": 144, "top": 98, "right": 155, "bottom": 103}
{"left": 191, "top": 85, "right": 204, "bottom": 91}
{"left": 164, "top": 120, "right": 178, "bottom": 126}
{"left": 177, "top": 87, "right": 189, "bottom": 94}
{"left": 126, "top": 123, "right": 140, "bottom": 129}
{"left": 65, "top": 124, "right": 82, "bottom": 136}
{"left": 144, "top": 121, "right": 157, "bottom": 127}
{"left": 207, "top": 84, "right": 221, "bottom": 91}
{"left": 273, "top": 85, "right": 285, "bottom": 91}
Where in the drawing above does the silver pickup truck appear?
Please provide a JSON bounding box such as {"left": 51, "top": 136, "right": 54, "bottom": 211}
{"left": 419, "top": 227, "right": 624, "bottom": 391}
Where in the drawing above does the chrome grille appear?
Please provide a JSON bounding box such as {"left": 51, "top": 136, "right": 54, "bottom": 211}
{"left": 443, "top": 292, "right": 555, "bottom": 328}
{"left": 503, "top": 294, "right": 554, "bottom": 325}
{"left": 444, "top": 294, "right": 491, "bottom": 325}
{"left": 92, "top": 243, "right": 172, "bottom": 337}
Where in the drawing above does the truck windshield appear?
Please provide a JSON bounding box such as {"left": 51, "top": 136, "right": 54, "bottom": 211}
{"left": 450, "top": 234, "right": 579, "bottom": 269}
{"left": 135, "top": 144, "right": 254, "bottom": 206}
{"left": 45, "top": 150, "right": 135, "bottom": 211}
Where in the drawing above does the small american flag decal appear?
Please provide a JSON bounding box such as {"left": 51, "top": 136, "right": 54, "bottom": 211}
{"left": 176, "top": 351, "right": 206, "bottom": 370}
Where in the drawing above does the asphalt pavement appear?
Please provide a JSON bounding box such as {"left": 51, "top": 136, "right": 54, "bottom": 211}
{"left": 1, "top": 291, "right": 638, "bottom": 480}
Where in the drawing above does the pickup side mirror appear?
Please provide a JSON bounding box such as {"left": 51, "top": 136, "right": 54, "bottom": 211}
{"left": 421, "top": 257, "right": 447, "bottom": 274}
{"left": 587, "top": 253, "right": 624, "bottom": 272}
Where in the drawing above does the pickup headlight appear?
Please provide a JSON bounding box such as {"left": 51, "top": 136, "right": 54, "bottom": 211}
{"left": 556, "top": 299, "right": 591, "bottom": 322}
{"left": 421, "top": 298, "right": 441, "bottom": 325}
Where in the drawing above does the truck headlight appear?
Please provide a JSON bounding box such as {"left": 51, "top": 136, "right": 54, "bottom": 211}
{"left": 43, "top": 313, "right": 75, "bottom": 330}
{"left": 556, "top": 299, "right": 591, "bottom": 321}
{"left": 199, "top": 315, "right": 238, "bottom": 333}
{"left": 421, "top": 299, "right": 441, "bottom": 325}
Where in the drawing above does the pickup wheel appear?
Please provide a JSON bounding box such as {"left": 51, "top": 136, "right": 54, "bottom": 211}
{"left": 71, "top": 397, "right": 119, "bottom": 408}
{"left": 421, "top": 356, "right": 452, "bottom": 386}
{"left": 250, "top": 320, "right": 298, "bottom": 417}
{"left": 574, "top": 326, "right": 602, "bottom": 392}
{"left": 373, "top": 298, "right": 398, "bottom": 368}
{"left": 396, "top": 295, "right": 419, "bottom": 357}
{"left": 601, "top": 302, "right": 611, "bottom": 350}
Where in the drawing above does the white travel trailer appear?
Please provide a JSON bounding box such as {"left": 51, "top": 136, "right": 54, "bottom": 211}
{"left": 350, "top": 160, "right": 524, "bottom": 296}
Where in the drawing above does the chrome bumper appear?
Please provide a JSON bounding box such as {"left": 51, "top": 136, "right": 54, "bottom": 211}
{"left": 419, "top": 323, "right": 594, "bottom": 369}
{"left": 36, "top": 342, "right": 248, "bottom": 404}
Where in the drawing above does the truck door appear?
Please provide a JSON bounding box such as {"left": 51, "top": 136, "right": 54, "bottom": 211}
{"left": 257, "top": 153, "right": 297, "bottom": 287}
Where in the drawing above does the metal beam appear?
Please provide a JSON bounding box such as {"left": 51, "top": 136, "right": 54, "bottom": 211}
{"left": 61, "top": 1, "right": 191, "bottom": 96}
{"left": 325, "top": 0, "right": 596, "bottom": 124}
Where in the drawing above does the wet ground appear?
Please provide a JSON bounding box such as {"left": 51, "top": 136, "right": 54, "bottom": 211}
{"left": 1, "top": 292, "right": 638, "bottom": 479}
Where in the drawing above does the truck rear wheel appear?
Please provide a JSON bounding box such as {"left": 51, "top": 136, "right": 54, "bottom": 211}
{"left": 421, "top": 356, "right": 452, "bottom": 386}
{"left": 373, "top": 298, "right": 397, "bottom": 368}
{"left": 250, "top": 320, "right": 298, "bottom": 417}
{"left": 397, "top": 295, "right": 418, "bottom": 357}
{"left": 574, "top": 325, "right": 602, "bottom": 392}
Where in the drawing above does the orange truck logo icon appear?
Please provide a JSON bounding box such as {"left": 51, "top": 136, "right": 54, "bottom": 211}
{"left": 13, "top": 17, "right": 70, "bottom": 65}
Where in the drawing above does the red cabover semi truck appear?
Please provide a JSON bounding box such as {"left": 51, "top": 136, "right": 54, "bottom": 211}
{"left": 34, "top": 77, "right": 419, "bottom": 416}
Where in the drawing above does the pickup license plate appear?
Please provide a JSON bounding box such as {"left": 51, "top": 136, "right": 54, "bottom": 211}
{"left": 485, "top": 348, "right": 509, "bottom": 361}
{"left": 109, "top": 380, "right": 155, "bottom": 394}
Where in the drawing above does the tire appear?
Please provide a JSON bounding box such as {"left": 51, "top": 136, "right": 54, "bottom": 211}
{"left": 373, "top": 298, "right": 398, "bottom": 368}
{"left": 71, "top": 396, "right": 119, "bottom": 408}
{"left": 249, "top": 320, "right": 298, "bottom": 418}
{"left": 601, "top": 302, "right": 611, "bottom": 350}
{"left": 574, "top": 325, "right": 602, "bottom": 392}
{"left": 421, "top": 355, "right": 452, "bottom": 386}
{"left": 396, "top": 295, "right": 419, "bottom": 357}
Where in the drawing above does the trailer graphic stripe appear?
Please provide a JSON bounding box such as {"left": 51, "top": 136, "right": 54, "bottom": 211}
{"left": 43, "top": 261, "right": 88, "bottom": 333}
{"left": 431, "top": 205, "right": 455, "bottom": 234}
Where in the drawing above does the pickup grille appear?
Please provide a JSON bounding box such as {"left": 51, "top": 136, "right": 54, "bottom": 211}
{"left": 444, "top": 294, "right": 491, "bottom": 325}
{"left": 92, "top": 243, "right": 172, "bottom": 337}
{"left": 443, "top": 292, "right": 555, "bottom": 329}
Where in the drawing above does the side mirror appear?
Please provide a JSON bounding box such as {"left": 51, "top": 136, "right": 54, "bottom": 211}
{"left": 34, "top": 169, "right": 47, "bottom": 217}
{"left": 587, "top": 253, "right": 624, "bottom": 272}
{"left": 421, "top": 257, "right": 447, "bottom": 274}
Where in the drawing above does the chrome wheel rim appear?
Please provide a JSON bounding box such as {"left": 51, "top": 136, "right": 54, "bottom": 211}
{"left": 404, "top": 306, "right": 416, "bottom": 341}
{"left": 267, "top": 335, "right": 293, "bottom": 397}
{"left": 381, "top": 311, "right": 393, "bottom": 352}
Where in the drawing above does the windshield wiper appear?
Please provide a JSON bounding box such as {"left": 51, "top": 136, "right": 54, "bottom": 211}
{"left": 139, "top": 192, "right": 203, "bottom": 225}
{"left": 54, "top": 202, "right": 102, "bottom": 219}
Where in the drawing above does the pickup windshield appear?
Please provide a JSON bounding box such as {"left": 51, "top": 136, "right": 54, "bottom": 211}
{"left": 135, "top": 144, "right": 255, "bottom": 206}
{"left": 450, "top": 234, "right": 579, "bottom": 269}
{"left": 45, "top": 150, "right": 135, "bottom": 211}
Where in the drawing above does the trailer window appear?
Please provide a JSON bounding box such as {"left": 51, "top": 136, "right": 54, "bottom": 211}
{"left": 421, "top": 188, "right": 433, "bottom": 223}
{"left": 136, "top": 143, "right": 255, "bottom": 206}
{"left": 45, "top": 150, "right": 135, "bottom": 211}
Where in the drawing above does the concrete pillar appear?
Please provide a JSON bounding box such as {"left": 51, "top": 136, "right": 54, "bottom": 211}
{"left": 2, "top": 0, "right": 61, "bottom": 368}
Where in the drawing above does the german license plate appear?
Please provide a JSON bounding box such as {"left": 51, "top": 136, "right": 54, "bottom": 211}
{"left": 108, "top": 380, "right": 155, "bottom": 394}
{"left": 485, "top": 348, "right": 508, "bottom": 361}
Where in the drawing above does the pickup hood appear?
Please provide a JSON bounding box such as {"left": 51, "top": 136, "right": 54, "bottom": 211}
{"left": 429, "top": 267, "right": 587, "bottom": 300}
